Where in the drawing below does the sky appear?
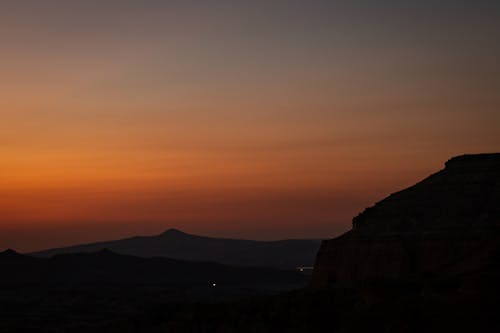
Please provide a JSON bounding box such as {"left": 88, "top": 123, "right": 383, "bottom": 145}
{"left": 1, "top": 1, "right": 499, "bottom": 251}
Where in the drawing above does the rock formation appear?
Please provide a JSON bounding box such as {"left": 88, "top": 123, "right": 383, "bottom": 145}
{"left": 312, "top": 153, "right": 500, "bottom": 290}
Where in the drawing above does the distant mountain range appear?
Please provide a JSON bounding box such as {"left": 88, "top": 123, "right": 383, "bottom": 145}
{"left": 32, "top": 229, "right": 321, "bottom": 269}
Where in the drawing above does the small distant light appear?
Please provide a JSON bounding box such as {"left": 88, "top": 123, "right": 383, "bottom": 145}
{"left": 212, "top": 283, "right": 217, "bottom": 287}
{"left": 299, "top": 268, "right": 304, "bottom": 272}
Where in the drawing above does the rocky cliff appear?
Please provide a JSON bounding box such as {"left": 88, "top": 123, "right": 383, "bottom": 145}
{"left": 312, "top": 153, "right": 500, "bottom": 290}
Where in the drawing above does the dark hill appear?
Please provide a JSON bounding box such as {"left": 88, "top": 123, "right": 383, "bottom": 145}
{"left": 313, "top": 153, "right": 500, "bottom": 290}
{"left": 32, "top": 229, "right": 320, "bottom": 270}
{"left": 1, "top": 249, "right": 306, "bottom": 291}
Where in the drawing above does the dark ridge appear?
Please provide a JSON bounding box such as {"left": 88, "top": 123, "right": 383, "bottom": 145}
{"left": 0, "top": 248, "right": 307, "bottom": 291}
{"left": 351, "top": 152, "right": 500, "bottom": 233}
{"left": 445, "top": 152, "right": 500, "bottom": 168}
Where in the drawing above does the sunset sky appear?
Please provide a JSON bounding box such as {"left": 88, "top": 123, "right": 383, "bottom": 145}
{"left": 1, "top": 1, "right": 499, "bottom": 251}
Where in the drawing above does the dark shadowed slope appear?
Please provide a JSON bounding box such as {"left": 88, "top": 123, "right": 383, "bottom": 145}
{"left": 313, "top": 153, "right": 500, "bottom": 290}
{"left": 32, "top": 229, "right": 321, "bottom": 269}
{"left": 0, "top": 248, "right": 306, "bottom": 291}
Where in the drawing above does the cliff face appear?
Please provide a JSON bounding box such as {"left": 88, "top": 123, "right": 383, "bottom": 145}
{"left": 312, "top": 153, "right": 500, "bottom": 289}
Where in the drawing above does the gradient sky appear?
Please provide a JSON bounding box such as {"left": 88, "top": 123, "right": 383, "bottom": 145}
{"left": 1, "top": 1, "right": 499, "bottom": 251}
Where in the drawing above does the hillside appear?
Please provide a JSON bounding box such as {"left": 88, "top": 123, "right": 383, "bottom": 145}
{"left": 0, "top": 248, "right": 306, "bottom": 292}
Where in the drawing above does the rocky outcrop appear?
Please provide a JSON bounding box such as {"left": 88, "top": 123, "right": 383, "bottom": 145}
{"left": 312, "top": 153, "right": 500, "bottom": 289}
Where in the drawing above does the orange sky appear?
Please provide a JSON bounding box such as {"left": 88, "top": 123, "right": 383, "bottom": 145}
{"left": 1, "top": 1, "right": 499, "bottom": 251}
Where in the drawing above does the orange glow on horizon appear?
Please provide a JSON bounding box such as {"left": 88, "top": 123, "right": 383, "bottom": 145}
{"left": 1, "top": 1, "right": 499, "bottom": 251}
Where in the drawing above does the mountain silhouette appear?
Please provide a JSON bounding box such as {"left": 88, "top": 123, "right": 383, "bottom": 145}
{"left": 32, "top": 229, "right": 320, "bottom": 269}
{"left": 313, "top": 153, "right": 500, "bottom": 291}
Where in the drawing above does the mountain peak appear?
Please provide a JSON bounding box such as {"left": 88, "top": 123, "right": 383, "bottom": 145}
{"left": 160, "top": 228, "right": 189, "bottom": 236}
{"left": 1, "top": 249, "right": 20, "bottom": 256}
